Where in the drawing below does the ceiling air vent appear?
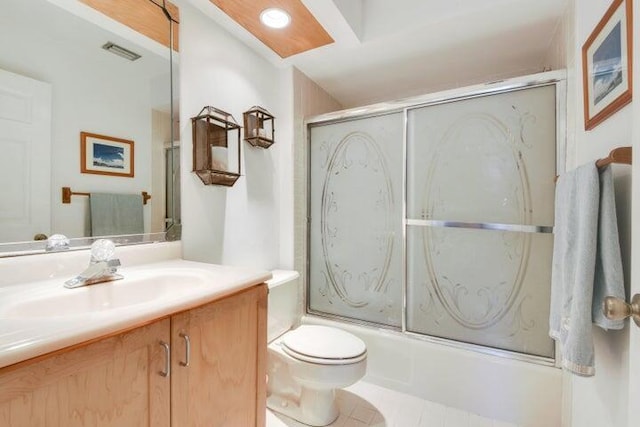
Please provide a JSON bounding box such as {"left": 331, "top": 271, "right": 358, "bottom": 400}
{"left": 101, "top": 42, "right": 141, "bottom": 61}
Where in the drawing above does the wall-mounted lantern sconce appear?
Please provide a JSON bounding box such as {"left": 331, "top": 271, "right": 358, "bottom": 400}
{"left": 191, "top": 106, "right": 241, "bottom": 186}
{"left": 243, "top": 106, "right": 275, "bottom": 148}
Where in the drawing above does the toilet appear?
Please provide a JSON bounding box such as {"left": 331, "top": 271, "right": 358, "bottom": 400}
{"left": 266, "top": 271, "right": 367, "bottom": 426}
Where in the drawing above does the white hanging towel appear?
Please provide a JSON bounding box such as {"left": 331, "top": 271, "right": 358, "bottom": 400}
{"left": 549, "top": 163, "right": 625, "bottom": 376}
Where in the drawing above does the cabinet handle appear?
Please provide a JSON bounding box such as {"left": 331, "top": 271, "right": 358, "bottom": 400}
{"left": 179, "top": 333, "right": 191, "bottom": 367}
{"left": 159, "top": 341, "right": 171, "bottom": 377}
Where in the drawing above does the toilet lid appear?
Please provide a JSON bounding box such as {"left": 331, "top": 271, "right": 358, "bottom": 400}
{"left": 282, "top": 325, "right": 366, "bottom": 362}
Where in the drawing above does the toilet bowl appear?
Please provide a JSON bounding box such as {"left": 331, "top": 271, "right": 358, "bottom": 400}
{"left": 267, "top": 324, "right": 367, "bottom": 426}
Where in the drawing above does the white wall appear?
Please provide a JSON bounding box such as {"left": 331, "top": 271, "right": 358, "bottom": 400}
{"left": 177, "top": 0, "right": 293, "bottom": 269}
{"left": 563, "top": 1, "right": 633, "bottom": 426}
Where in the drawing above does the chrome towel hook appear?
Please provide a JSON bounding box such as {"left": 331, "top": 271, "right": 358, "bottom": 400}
{"left": 603, "top": 294, "right": 640, "bottom": 327}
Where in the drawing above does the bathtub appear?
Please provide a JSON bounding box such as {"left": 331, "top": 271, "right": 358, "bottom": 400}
{"left": 302, "top": 315, "right": 563, "bottom": 426}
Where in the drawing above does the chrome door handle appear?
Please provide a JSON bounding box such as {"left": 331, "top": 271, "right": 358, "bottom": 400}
{"left": 179, "top": 333, "right": 190, "bottom": 367}
{"left": 159, "top": 341, "right": 171, "bottom": 377}
{"left": 603, "top": 294, "right": 640, "bottom": 327}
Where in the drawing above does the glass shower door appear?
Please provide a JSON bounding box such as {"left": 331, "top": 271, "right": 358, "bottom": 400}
{"left": 308, "top": 112, "right": 404, "bottom": 327}
{"left": 406, "top": 85, "right": 557, "bottom": 357}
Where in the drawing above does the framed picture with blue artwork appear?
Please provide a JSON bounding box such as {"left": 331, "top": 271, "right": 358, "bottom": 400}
{"left": 80, "top": 131, "right": 134, "bottom": 177}
{"left": 582, "top": 0, "right": 633, "bottom": 130}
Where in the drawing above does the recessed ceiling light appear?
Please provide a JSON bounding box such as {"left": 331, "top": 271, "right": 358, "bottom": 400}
{"left": 260, "top": 8, "right": 291, "bottom": 29}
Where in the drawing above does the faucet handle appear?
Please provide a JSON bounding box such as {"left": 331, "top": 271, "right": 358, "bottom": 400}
{"left": 90, "top": 239, "right": 116, "bottom": 263}
{"left": 46, "top": 234, "right": 70, "bottom": 252}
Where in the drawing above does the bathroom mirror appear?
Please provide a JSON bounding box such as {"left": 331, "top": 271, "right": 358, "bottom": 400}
{"left": 0, "top": 0, "right": 180, "bottom": 256}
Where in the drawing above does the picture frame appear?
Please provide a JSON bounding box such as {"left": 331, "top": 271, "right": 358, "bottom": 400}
{"left": 582, "top": 0, "right": 633, "bottom": 130}
{"left": 80, "top": 131, "right": 135, "bottom": 178}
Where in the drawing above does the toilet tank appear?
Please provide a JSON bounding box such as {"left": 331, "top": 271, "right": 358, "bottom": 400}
{"left": 266, "top": 270, "right": 300, "bottom": 342}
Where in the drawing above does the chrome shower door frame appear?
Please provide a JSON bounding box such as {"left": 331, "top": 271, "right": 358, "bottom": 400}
{"left": 305, "top": 70, "right": 567, "bottom": 365}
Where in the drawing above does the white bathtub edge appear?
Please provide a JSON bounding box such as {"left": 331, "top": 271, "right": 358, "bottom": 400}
{"left": 302, "top": 315, "right": 562, "bottom": 426}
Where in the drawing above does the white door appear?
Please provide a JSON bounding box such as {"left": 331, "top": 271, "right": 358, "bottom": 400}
{"left": 0, "top": 68, "right": 52, "bottom": 243}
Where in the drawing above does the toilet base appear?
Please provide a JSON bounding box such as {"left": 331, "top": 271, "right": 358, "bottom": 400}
{"left": 267, "top": 386, "right": 339, "bottom": 426}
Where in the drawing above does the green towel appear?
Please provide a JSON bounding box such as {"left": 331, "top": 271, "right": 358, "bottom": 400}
{"left": 90, "top": 193, "right": 144, "bottom": 237}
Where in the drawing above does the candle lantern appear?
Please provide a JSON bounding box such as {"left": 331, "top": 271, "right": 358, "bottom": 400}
{"left": 191, "top": 106, "right": 241, "bottom": 186}
{"left": 243, "top": 106, "right": 275, "bottom": 148}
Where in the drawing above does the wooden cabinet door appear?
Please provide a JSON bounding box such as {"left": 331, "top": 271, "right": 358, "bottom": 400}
{"left": 171, "top": 284, "right": 267, "bottom": 427}
{"left": 0, "top": 319, "right": 171, "bottom": 427}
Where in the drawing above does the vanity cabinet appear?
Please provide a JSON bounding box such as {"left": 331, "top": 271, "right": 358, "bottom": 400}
{"left": 171, "top": 284, "right": 268, "bottom": 426}
{"left": 0, "top": 319, "right": 171, "bottom": 426}
{"left": 0, "top": 284, "right": 267, "bottom": 427}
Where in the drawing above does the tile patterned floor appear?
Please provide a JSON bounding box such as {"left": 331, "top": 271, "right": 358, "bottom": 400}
{"left": 266, "top": 381, "right": 521, "bottom": 427}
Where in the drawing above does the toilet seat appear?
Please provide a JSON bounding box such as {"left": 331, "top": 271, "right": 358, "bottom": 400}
{"left": 281, "top": 325, "right": 367, "bottom": 365}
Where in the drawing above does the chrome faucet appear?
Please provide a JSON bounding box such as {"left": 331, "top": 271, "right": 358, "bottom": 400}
{"left": 64, "top": 239, "right": 123, "bottom": 289}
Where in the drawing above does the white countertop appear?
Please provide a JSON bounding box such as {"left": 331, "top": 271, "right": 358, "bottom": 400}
{"left": 266, "top": 269, "right": 300, "bottom": 289}
{"left": 0, "top": 258, "right": 271, "bottom": 369}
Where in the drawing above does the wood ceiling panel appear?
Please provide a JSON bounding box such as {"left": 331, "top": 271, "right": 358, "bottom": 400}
{"left": 209, "top": 0, "right": 334, "bottom": 58}
{"left": 81, "top": 0, "right": 180, "bottom": 51}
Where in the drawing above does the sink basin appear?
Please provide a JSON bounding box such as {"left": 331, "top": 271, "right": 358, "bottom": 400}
{"left": 2, "top": 271, "right": 209, "bottom": 318}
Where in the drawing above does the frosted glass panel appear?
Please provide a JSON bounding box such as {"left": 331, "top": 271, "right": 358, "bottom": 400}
{"left": 405, "top": 84, "right": 557, "bottom": 358}
{"left": 406, "top": 225, "right": 555, "bottom": 357}
{"left": 309, "top": 113, "right": 403, "bottom": 327}
{"left": 407, "top": 85, "right": 556, "bottom": 227}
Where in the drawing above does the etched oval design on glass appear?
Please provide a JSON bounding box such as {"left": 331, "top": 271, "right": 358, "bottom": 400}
{"left": 422, "top": 113, "right": 533, "bottom": 329}
{"left": 321, "top": 131, "right": 394, "bottom": 308}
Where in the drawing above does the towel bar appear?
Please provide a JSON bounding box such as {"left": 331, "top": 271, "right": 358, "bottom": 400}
{"left": 555, "top": 146, "right": 632, "bottom": 182}
{"left": 595, "top": 146, "right": 632, "bottom": 168}
{"left": 62, "top": 187, "right": 151, "bottom": 205}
